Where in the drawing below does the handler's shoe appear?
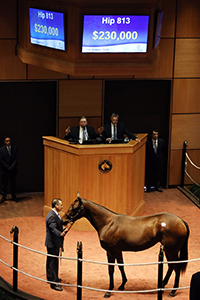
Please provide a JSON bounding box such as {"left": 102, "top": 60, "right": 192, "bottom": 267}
{"left": 0, "top": 197, "right": 6, "bottom": 203}
{"left": 50, "top": 284, "right": 63, "bottom": 291}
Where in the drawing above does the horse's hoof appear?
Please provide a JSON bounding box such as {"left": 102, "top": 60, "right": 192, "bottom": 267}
{"left": 162, "top": 281, "right": 166, "bottom": 288}
{"left": 168, "top": 291, "right": 176, "bottom": 297}
{"left": 104, "top": 292, "right": 111, "bottom": 298}
{"left": 118, "top": 285, "right": 124, "bottom": 291}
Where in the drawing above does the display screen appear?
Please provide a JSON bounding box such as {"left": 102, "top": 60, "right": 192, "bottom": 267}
{"left": 29, "top": 8, "right": 65, "bottom": 51}
{"left": 82, "top": 15, "right": 149, "bottom": 53}
{"left": 154, "top": 10, "right": 164, "bottom": 49}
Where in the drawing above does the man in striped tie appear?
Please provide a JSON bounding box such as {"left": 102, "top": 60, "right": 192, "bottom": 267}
{"left": 100, "top": 113, "right": 140, "bottom": 143}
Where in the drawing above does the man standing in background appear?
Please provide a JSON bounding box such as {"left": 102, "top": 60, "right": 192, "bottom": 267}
{"left": 145, "top": 129, "right": 165, "bottom": 192}
{"left": 0, "top": 136, "right": 19, "bottom": 203}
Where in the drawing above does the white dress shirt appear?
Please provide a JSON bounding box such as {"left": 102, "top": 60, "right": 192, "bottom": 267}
{"left": 79, "top": 126, "right": 88, "bottom": 143}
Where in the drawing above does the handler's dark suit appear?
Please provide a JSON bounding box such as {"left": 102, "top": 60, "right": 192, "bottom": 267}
{"left": 0, "top": 144, "right": 19, "bottom": 200}
{"left": 64, "top": 125, "right": 97, "bottom": 141}
{"left": 145, "top": 137, "right": 165, "bottom": 191}
{"left": 102, "top": 122, "right": 138, "bottom": 141}
{"left": 45, "top": 209, "right": 64, "bottom": 283}
{"left": 190, "top": 271, "right": 200, "bottom": 299}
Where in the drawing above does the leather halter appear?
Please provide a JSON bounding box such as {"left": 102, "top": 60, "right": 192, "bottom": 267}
{"left": 65, "top": 200, "right": 84, "bottom": 224}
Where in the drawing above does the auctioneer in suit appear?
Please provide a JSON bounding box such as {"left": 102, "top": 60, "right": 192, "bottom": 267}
{"left": 64, "top": 125, "right": 97, "bottom": 142}
{"left": 102, "top": 122, "right": 138, "bottom": 141}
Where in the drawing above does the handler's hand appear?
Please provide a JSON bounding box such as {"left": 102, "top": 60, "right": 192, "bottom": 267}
{"left": 60, "top": 228, "right": 69, "bottom": 237}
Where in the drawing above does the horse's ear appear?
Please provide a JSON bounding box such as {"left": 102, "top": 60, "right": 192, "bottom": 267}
{"left": 77, "top": 191, "right": 81, "bottom": 200}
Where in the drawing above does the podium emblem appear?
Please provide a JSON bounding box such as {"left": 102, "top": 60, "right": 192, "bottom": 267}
{"left": 98, "top": 159, "right": 112, "bottom": 174}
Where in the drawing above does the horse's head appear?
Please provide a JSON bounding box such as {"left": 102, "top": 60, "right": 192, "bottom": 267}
{"left": 62, "top": 192, "right": 84, "bottom": 225}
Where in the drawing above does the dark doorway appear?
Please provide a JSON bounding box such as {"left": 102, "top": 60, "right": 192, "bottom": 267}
{"left": 104, "top": 79, "right": 171, "bottom": 187}
{"left": 0, "top": 81, "right": 56, "bottom": 193}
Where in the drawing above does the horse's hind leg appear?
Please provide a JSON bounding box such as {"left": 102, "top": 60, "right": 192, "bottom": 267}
{"left": 116, "top": 252, "right": 127, "bottom": 291}
{"left": 163, "top": 264, "right": 173, "bottom": 287}
{"left": 168, "top": 266, "right": 180, "bottom": 297}
{"left": 104, "top": 252, "right": 115, "bottom": 298}
{"left": 164, "top": 251, "right": 180, "bottom": 297}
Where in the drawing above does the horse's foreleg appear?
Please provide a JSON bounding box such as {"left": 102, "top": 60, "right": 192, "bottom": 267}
{"left": 116, "top": 252, "right": 127, "bottom": 291}
{"left": 104, "top": 253, "right": 115, "bottom": 298}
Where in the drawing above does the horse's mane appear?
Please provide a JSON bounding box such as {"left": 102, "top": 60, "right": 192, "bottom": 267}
{"left": 83, "top": 199, "right": 118, "bottom": 215}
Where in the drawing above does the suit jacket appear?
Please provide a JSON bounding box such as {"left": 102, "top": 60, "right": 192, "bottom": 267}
{"left": 0, "top": 145, "right": 19, "bottom": 175}
{"left": 190, "top": 271, "right": 200, "bottom": 300}
{"left": 64, "top": 126, "right": 97, "bottom": 141}
{"left": 146, "top": 137, "right": 165, "bottom": 169}
{"left": 45, "top": 209, "right": 64, "bottom": 249}
{"left": 102, "top": 122, "right": 137, "bottom": 141}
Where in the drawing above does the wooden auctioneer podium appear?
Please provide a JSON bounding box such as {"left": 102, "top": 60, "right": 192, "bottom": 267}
{"left": 43, "top": 134, "right": 147, "bottom": 231}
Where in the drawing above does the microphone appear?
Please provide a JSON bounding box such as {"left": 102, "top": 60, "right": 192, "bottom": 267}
{"left": 82, "top": 125, "right": 85, "bottom": 130}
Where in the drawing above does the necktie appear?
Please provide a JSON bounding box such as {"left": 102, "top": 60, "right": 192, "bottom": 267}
{"left": 114, "top": 126, "right": 117, "bottom": 140}
{"left": 154, "top": 140, "right": 157, "bottom": 153}
{"left": 83, "top": 129, "right": 86, "bottom": 141}
{"left": 7, "top": 147, "right": 11, "bottom": 156}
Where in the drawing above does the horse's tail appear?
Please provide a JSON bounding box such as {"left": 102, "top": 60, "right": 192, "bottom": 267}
{"left": 179, "top": 220, "right": 190, "bottom": 273}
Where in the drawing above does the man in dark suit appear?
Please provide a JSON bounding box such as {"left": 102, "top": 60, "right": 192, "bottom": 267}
{"left": 64, "top": 116, "right": 98, "bottom": 144}
{"left": 0, "top": 136, "right": 19, "bottom": 203}
{"left": 101, "top": 113, "right": 140, "bottom": 143}
{"left": 145, "top": 129, "right": 165, "bottom": 192}
{"left": 190, "top": 271, "right": 200, "bottom": 299}
{"left": 45, "top": 198, "right": 68, "bottom": 291}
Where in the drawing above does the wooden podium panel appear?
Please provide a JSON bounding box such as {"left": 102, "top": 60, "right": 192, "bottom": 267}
{"left": 43, "top": 134, "right": 147, "bottom": 230}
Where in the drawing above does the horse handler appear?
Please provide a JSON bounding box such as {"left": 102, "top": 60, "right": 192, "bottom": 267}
{"left": 45, "top": 198, "right": 68, "bottom": 291}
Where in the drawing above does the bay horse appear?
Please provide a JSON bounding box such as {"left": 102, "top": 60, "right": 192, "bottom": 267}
{"left": 62, "top": 194, "right": 189, "bottom": 298}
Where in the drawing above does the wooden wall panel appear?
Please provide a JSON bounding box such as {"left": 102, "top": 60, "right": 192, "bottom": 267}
{"left": 176, "top": 0, "right": 200, "bottom": 38}
{"left": 70, "top": 39, "right": 174, "bottom": 78}
{"left": 69, "top": 75, "right": 94, "bottom": 80}
{"left": 174, "top": 39, "right": 200, "bottom": 78}
{"left": 161, "top": 0, "right": 176, "bottom": 38}
{"left": 0, "top": 0, "right": 17, "bottom": 38}
{"left": 58, "top": 117, "right": 102, "bottom": 138}
{"left": 169, "top": 149, "right": 200, "bottom": 186}
{"left": 135, "top": 39, "right": 174, "bottom": 79}
{"left": 171, "top": 114, "right": 200, "bottom": 150}
{"left": 28, "top": 65, "right": 68, "bottom": 80}
{"left": 173, "top": 79, "right": 200, "bottom": 113}
{"left": 59, "top": 80, "right": 103, "bottom": 117}
{"left": 169, "top": 150, "right": 182, "bottom": 186}
{"left": 0, "top": 40, "right": 26, "bottom": 79}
